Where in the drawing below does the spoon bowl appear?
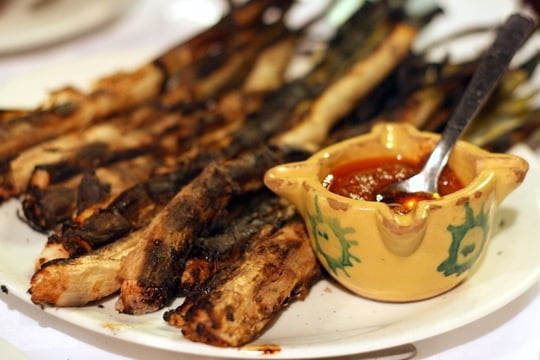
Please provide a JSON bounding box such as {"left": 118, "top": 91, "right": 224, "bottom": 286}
{"left": 377, "top": 13, "right": 536, "bottom": 206}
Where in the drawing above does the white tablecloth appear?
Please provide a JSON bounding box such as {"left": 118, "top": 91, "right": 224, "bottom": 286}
{"left": 0, "top": 0, "right": 539, "bottom": 359}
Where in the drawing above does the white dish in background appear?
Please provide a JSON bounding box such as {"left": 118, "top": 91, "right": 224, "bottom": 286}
{"left": 0, "top": 0, "right": 133, "bottom": 54}
{"left": 0, "top": 0, "right": 539, "bottom": 359}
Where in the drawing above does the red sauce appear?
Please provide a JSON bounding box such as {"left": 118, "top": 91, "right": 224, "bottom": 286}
{"left": 323, "top": 157, "right": 464, "bottom": 213}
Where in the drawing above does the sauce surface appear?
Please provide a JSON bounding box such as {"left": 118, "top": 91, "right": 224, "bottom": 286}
{"left": 323, "top": 157, "right": 464, "bottom": 213}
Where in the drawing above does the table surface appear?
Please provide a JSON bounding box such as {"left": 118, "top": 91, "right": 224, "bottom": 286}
{"left": 0, "top": 0, "right": 539, "bottom": 359}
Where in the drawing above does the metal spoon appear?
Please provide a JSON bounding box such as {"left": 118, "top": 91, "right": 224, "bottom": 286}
{"left": 377, "top": 13, "right": 537, "bottom": 207}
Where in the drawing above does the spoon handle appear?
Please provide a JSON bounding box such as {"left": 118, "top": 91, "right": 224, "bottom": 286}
{"left": 423, "top": 14, "right": 537, "bottom": 183}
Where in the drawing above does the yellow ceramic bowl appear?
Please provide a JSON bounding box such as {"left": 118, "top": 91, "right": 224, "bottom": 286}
{"left": 264, "top": 123, "right": 528, "bottom": 302}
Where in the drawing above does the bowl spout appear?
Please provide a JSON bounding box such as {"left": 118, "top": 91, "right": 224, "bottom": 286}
{"left": 264, "top": 161, "right": 318, "bottom": 209}
{"left": 477, "top": 153, "right": 529, "bottom": 205}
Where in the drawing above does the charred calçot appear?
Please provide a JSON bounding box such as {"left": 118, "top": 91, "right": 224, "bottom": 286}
{"left": 178, "top": 190, "right": 297, "bottom": 296}
{"left": 33, "top": 84, "right": 285, "bottom": 264}
{"left": 164, "top": 217, "right": 321, "bottom": 348}
{"left": 114, "top": 144, "right": 310, "bottom": 315}
{"left": 0, "top": 0, "right": 295, "bottom": 162}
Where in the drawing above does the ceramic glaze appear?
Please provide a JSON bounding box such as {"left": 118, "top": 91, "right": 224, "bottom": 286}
{"left": 264, "top": 123, "right": 528, "bottom": 302}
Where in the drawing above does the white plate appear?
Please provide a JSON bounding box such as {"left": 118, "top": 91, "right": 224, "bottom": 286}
{"left": 0, "top": 0, "right": 133, "bottom": 54}
{"left": 0, "top": 146, "right": 538, "bottom": 360}
{"left": 0, "top": 0, "right": 540, "bottom": 359}
{"left": 0, "top": 337, "right": 28, "bottom": 360}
